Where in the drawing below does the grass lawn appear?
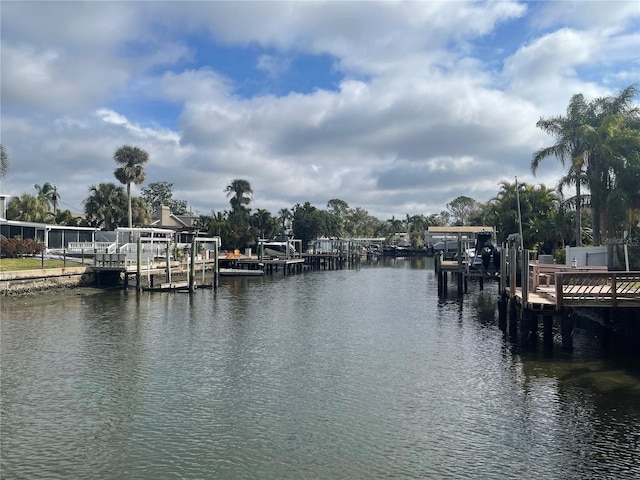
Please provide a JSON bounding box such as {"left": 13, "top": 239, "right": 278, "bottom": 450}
{"left": 0, "top": 257, "right": 84, "bottom": 272}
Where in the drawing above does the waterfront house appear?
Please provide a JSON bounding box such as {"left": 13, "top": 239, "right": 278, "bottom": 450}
{"left": 0, "top": 218, "right": 97, "bottom": 251}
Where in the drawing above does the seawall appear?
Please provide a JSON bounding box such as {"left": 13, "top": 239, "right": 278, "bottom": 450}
{"left": 0, "top": 267, "right": 96, "bottom": 296}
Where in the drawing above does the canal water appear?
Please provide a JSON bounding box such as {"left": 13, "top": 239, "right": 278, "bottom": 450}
{"left": 2, "top": 257, "right": 639, "bottom": 479}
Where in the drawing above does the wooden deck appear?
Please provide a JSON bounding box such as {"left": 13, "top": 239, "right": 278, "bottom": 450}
{"left": 521, "top": 264, "right": 640, "bottom": 310}
{"left": 436, "top": 251, "right": 640, "bottom": 311}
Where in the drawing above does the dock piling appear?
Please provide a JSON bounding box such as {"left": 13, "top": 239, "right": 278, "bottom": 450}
{"left": 136, "top": 236, "right": 142, "bottom": 292}
{"left": 189, "top": 238, "right": 196, "bottom": 293}
{"left": 543, "top": 314, "right": 553, "bottom": 348}
{"left": 561, "top": 313, "right": 574, "bottom": 350}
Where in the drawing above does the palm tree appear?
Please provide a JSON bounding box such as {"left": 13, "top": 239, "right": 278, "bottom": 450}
{"left": 252, "top": 208, "right": 277, "bottom": 240}
{"left": 113, "top": 145, "right": 149, "bottom": 227}
{"left": 532, "top": 93, "right": 590, "bottom": 246}
{"left": 6, "top": 193, "right": 50, "bottom": 222}
{"left": 0, "top": 144, "right": 9, "bottom": 179}
{"left": 131, "top": 196, "right": 151, "bottom": 226}
{"left": 225, "top": 179, "right": 253, "bottom": 212}
{"left": 83, "top": 183, "right": 127, "bottom": 230}
{"left": 34, "top": 182, "right": 61, "bottom": 213}
{"left": 209, "top": 210, "right": 228, "bottom": 238}
{"left": 581, "top": 85, "right": 639, "bottom": 243}
{"left": 386, "top": 216, "right": 403, "bottom": 240}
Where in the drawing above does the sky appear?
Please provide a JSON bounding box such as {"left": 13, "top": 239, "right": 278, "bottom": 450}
{"left": 1, "top": 0, "right": 639, "bottom": 221}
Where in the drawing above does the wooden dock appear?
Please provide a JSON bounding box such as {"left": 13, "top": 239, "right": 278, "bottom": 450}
{"left": 435, "top": 246, "right": 640, "bottom": 349}
{"left": 505, "top": 260, "right": 639, "bottom": 349}
{"left": 435, "top": 256, "right": 497, "bottom": 296}
{"left": 509, "top": 261, "right": 640, "bottom": 310}
{"left": 221, "top": 251, "right": 361, "bottom": 274}
{"left": 220, "top": 256, "right": 306, "bottom": 275}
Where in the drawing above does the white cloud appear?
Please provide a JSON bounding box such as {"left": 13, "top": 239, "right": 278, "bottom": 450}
{"left": 96, "top": 109, "right": 181, "bottom": 145}
{"left": 1, "top": 1, "right": 637, "bottom": 221}
{"left": 256, "top": 54, "right": 292, "bottom": 78}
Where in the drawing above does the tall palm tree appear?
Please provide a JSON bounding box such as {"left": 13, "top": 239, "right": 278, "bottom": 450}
{"left": 83, "top": 183, "right": 127, "bottom": 230}
{"left": 532, "top": 93, "right": 589, "bottom": 246}
{"left": 113, "top": 145, "right": 149, "bottom": 227}
{"left": 224, "top": 178, "right": 253, "bottom": 212}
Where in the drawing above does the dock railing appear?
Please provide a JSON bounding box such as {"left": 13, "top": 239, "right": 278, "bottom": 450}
{"left": 529, "top": 262, "right": 608, "bottom": 290}
{"left": 94, "top": 253, "right": 127, "bottom": 268}
{"left": 554, "top": 271, "right": 640, "bottom": 309}
{"left": 67, "top": 242, "right": 116, "bottom": 254}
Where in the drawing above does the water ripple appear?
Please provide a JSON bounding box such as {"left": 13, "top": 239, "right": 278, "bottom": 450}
{"left": 2, "top": 262, "right": 639, "bottom": 479}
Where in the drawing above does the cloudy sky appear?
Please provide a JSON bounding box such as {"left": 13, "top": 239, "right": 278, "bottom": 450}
{"left": 1, "top": 1, "right": 638, "bottom": 220}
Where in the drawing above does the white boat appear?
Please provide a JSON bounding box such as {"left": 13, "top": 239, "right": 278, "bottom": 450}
{"left": 260, "top": 236, "right": 296, "bottom": 258}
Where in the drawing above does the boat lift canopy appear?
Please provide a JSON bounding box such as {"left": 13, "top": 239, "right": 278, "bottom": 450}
{"left": 427, "top": 226, "right": 494, "bottom": 235}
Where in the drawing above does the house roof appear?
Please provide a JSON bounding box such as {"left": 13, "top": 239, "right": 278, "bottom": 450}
{"left": 149, "top": 205, "right": 199, "bottom": 229}
{"left": 0, "top": 218, "right": 97, "bottom": 231}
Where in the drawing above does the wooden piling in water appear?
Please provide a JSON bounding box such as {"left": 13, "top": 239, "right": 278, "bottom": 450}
{"left": 136, "top": 237, "right": 142, "bottom": 292}
{"left": 508, "top": 297, "right": 518, "bottom": 340}
{"left": 543, "top": 314, "right": 553, "bottom": 348}
{"left": 189, "top": 238, "right": 196, "bottom": 293}
{"left": 561, "top": 313, "right": 573, "bottom": 350}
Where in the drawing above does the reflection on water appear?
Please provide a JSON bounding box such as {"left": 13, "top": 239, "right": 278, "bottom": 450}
{"left": 1, "top": 258, "right": 639, "bottom": 479}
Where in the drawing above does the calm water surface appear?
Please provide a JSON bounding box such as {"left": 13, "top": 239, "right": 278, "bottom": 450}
{"left": 2, "top": 257, "right": 639, "bottom": 479}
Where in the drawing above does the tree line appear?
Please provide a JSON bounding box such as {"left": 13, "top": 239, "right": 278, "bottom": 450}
{"left": 2, "top": 84, "right": 638, "bottom": 253}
